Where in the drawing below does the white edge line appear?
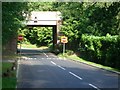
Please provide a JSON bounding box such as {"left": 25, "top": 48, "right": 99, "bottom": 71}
{"left": 16, "top": 60, "right": 20, "bottom": 89}
{"left": 16, "top": 60, "right": 19, "bottom": 78}
{"left": 89, "top": 84, "right": 100, "bottom": 90}
{"left": 57, "top": 65, "right": 66, "bottom": 70}
{"left": 51, "top": 61, "right": 56, "bottom": 65}
{"left": 69, "top": 71, "right": 83, "bottom": 80}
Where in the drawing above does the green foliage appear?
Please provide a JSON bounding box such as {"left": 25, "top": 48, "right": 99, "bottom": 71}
{"left": 80, "top": 34, "right": 120, "bottom": 69}
{"left": 52, "top": 2, "right": 120, "bottom": 51}
{"left": 21, "top": 27, "right": 53, "bottom": 47}
{"left": 2, "top": 2, "right": 28, "bottom": 55}
{"left": 2, "top": 2, "right": 27, "bottom": 45}
{"left": 88, "top": 2, "right": 120, "bottom": 36}
{"left": 27, "top": 2, "right": 54, "bottom": 11}
{"left": 66, "top": 50, "right": 74, "bottom": 55}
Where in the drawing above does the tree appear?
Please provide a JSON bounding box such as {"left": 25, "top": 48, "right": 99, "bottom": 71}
{"left": 88, "top": 2, "right": 120, "bottom": 36}
{"left": 2, "top": 2, "right": 27, "bottom": 54}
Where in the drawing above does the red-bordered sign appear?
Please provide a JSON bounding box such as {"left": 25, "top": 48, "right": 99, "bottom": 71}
{"left": 18, "top": 35, "right": 24, "bottom": 41}
{"left": 61, "top": 36, "right": 68, "bottom": 43}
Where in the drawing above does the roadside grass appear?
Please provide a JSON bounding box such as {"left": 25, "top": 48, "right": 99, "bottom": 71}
{"left": 2, "top": 77, "right": 16, "bottom": 89}
{"left": 2, "top": 62, "right": 17, "bottom": 89}
{"left": 2, "top": 50, "right": 19, "bottom": 60}
{"left": 2, "top": 55, "right": 18, "bottom": 60}
{"left": 0, "top": 63, "right": 1, "bottom": 89}
{"left": 18, "top": 43, "right": 37, "bottom": 48}
{"left": 58, "top": 53, "right": 120, "bottom": 73}
{"left": 18, "top": 44, "right": 49, "bottom": 50}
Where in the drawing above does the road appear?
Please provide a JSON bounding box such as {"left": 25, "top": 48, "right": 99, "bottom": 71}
{"left": 17, "top": 48, "right": 119, "bottom": 89}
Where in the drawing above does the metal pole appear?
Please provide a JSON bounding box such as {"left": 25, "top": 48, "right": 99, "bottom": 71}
{"left": 20, "top": 41, "right": 21, "bottom": 60}
{"left": 63, "top": 43, "right": 65, "bottom": 56}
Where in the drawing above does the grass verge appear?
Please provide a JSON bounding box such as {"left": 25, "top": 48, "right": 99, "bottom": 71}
{"left": 58, "top": 53, "right": 120, "bottom": 74}
{"left": 18, "top": 44, "right": 49, "bottom": 50}
{"left": 18, "top": 44, "right": 37, "bottom": 48}
{"left": 2, "top": 52, "right": 19, "bottom": 60}
{"left": 2, "top": 62, "right": 17, "bottom": 89}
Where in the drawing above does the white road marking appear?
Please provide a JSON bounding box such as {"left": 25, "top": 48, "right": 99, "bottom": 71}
{"left": 47, "top": 58, "right": 51, "bottom": 60}
{"left": 27, "top": 58, "right": 31, "bottom": 60}
{"left": 89, "top": 84, "right": 100, "bottom": 90}
{"left": 16, "top": 60, "right": 20, "bottom": 78}
{"left": 51, "top": 61, "right": 66, "bottom": 70}
{"left": 39, "top": 58, "right": 60, "bottom": 60}
{"left": 51, "top": 61, "right": 57, "bottom": 65}
{"left": 57, "top": 65, "right": 66, "bottom": 70}
{"left": 69, "top": 71, "right": 83, "bottom": 80}
{"left": 43, "top": 53, "right": 49, "bottom": 57}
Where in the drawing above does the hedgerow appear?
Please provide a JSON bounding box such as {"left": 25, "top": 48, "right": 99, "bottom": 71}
{"left": 79, "top": 34, "right": 120, "bottom": 69}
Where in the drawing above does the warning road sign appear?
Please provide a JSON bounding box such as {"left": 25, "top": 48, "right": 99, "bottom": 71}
{"left": 61, "top": 36, "right": 68, "bottom": 43}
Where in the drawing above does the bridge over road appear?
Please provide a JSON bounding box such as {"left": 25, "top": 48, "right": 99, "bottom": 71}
{"left": 23, "top": 11, "right": 62, "bottom": 49}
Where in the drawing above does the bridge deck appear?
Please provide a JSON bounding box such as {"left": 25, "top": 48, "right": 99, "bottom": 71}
{"left": 25, "top": 11, "right": 62, "bottom": 26}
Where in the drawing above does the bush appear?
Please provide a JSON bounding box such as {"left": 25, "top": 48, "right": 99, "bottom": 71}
{"left": 79, "top": 34, "right": 120, "bottom": 69}
{"left": 66, "top": 50, "right": 74, "bottom": 55}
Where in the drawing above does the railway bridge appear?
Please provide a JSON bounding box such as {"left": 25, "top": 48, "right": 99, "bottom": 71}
{"left": 24, "top": 11, "right": 62, "bottom": 49}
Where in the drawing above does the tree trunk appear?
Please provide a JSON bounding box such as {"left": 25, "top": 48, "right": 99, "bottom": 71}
{"left": 3, "top": 36, "right": 17, "bottom": 55}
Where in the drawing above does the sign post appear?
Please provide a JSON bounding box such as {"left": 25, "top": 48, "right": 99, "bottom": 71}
{"left": 18, "top": 35, "right": 24, "bottom": 60}
{"left": 63, "top": 43, "right": 65, "bottom": 56}
{"left": 61, "top": 36, "right": 68, "bottom": 56}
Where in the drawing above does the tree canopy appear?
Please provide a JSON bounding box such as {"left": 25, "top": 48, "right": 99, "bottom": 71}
{"left": 2, "top": 2, "right": 27, "bottom": 45}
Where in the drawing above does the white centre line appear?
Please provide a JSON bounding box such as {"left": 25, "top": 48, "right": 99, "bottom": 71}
{"left": 69, "top": 71, "right": 83, "bottom": 80}
{"left": 57, "top": 65, "right": 66, "bottom": 70}
{"left": 51, "top": 61, "right": 57, "bottom": 65}
{"left": 89, "top": 84, "right": 100, "bottom": 90}
{"left": 43, "top": 52, "right": 48, "bottom": 58}
{"left": 51, "top": 61, "right": 66, "bottom": 70}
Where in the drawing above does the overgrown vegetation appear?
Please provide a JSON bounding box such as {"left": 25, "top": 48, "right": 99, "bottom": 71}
{"left": 79, "top": 34, "right": 120, "bottom": 69}
{"left": 58, "top": 53, "right": 120, "bottom": 73}
{"left": 2, "top": 2, "right": 27, "bottom": 55}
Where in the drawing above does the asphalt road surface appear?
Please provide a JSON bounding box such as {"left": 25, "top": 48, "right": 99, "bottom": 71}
{"left": 17, "top": 48, "right": 119, "bottom": 90}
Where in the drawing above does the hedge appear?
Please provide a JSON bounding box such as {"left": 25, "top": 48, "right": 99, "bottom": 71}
{"left": 79, "top": 34, "right": 120, "bottom": 69}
